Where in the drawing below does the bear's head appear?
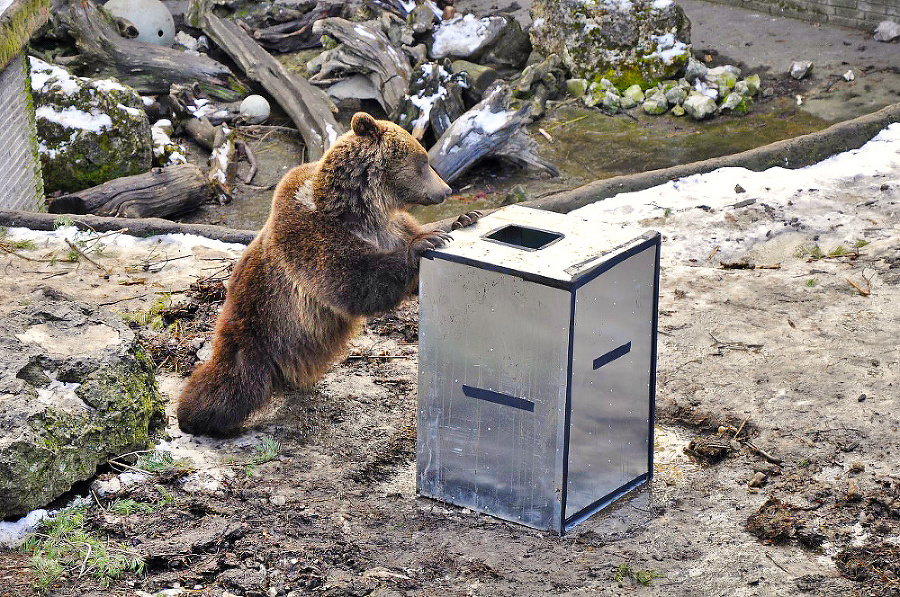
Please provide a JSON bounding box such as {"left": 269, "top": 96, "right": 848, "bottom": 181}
{"left": 347, "top": 112, "right": 452, "bottom": 207}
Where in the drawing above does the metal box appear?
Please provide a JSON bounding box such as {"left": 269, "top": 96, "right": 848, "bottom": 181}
{"left": 416, "top": 205, "right": 660, "bottom": 533}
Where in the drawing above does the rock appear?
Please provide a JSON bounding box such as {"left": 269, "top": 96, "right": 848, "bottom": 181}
{"left": 408, "top": 2, "right": 437, "bottom": 35}
{"left": 375, "top": 11, "right": 415, "bottom": 47}
{"left": 720, "top": 91, "right": 751, "bottom": 115}
{"left": 501, "top": 184, "right": 529, "bottom": 205}
{"left": 173, "top": 31, "right": 200, "bottom": 52}
{"left": 623, "top": 84, "right": 645, "bottom": 104}
{"left": 326, "top": 74, "right": 380, "bottom": 104}
{"left": 430, "top": 14, "right": 531, "bottom": 69}
{"left": 514, "top": 54, "right": 566, "bottom": 116}
{"left": 566, "top": 78, "right": 588, "bottom": 98}
{"left": 843, "top": 69, "right": 855, "bottom": 81}
{"left": 790, "top": 60, "right": 813, "bottom": 80}
{"left": 451, "top": 60, "right": 500, "bottom": 102}
{"left": 684, "top": 56, "right": 708, "bottom": 83}
{"left": 749, "top": 471, "right": 768, "bottom": 488}
{"left": 670, "top": 104, "right": 685, "bottom": 116}
{"left": 531, "top": 0, "right": 691, "bottom": 89}
{"left": 744, "top": 74, "right": 761, "bottom": 95}
{"left": 0, "top": 287, "right": 166, "bottom": 519}
{"left": 641, "top": 91, "right": 668, "bottom": 115}
{"left": 705, "top": 65, "right": 740, "bottom": 91}
{"left": 602, "top": 90, "right": 621, "bottom": 112}
{"left": 683, "top": 93, "right": 717, "bottom": 120}
{"left": 665, "top": 85, "right": 687, "bottom": 106}
{"left": 402, "top": 43, "right": 428, "bottom": 65}
{"left": 873, "top": 19, "right": 900, "bottom": 42}
{"left": 30, "top": 57, "right": 152, "bottom": 194}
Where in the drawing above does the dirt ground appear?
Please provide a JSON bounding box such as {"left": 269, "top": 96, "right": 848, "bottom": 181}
{"left": 3, "top": 1, "right": 900, "bottom": 596}
{"left": 2, "top": 142, "right": 900, "bottom": 597}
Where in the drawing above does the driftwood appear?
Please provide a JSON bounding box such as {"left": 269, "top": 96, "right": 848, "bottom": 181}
{"left": 251, "top": 3, "right": 346, "bottom": 53}
{"left": 48, "top": 0, "right": 246, "bottom": 101}
{"left": 0, "top": 211, "right": 257, "bottom": 245}
{"left": 395, "top": 63, "right": 467, "bottom": 141}
{"left": 309, "top": 17, "right": 412, "bottom": 115}
{"left": 46, "top": 165, "right": 213, "bottom": 219}
{"left": 198, "top": 10, "right": 342, "bottom": 160}
{"left": 428, "top": 83, "right": 558, "bottom": 183}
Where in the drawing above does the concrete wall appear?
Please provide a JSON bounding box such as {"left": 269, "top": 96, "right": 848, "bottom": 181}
{"left": 0, "top": 53, "right": 44, "bottom": 212}
{"left": 701, "top": 0, "right": 900, "bottom": 31}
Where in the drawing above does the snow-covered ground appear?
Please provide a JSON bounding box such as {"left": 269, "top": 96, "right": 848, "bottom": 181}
{"left": 573, "top": 123, "right": 900, "bottom": 264}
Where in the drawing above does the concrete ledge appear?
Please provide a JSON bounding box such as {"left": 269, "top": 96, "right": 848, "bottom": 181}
{"left": 524, "top": 101, "right": 900, "bottom": 214}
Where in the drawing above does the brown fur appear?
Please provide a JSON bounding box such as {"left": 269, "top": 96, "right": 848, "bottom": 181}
{"left": 176, "top": 112, "right": 479, "bottom": 436}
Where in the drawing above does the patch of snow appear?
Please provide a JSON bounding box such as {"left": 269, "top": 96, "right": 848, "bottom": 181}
{"left": 141, "top": 95, "right": 155, "bottom": 107}
{"left": 694, "top": 79, "right": 719, "bottom": 99}
{"left": 116, "top": 103, "right": 142, "bottom": 117}
{"left": 649, "top": 33, "right": 689, "bottom": 64}
{"left": 92, "top": 79, "right": 127, "bottom": 93}
{"left": 354, "top": 24, "right": 379, "bottom": 41}
{"left": 653, "top": 0, "right": 674, "bottom": 8}
{"left": 29, "top": 56, "right": 79, "bottom": 95}
{"left": 0, "top": 509, "right": 49, "bottom": 548}
{"left": 35, "top": 371, "right": 81, "bottom": 405}
{"left": 572, "top": 123, "right": 900, "bottom": 263}
{"left": 431, "top": 14, "right": 502, "bottom": 58}
{"left": 35, "top": 105, "right": 113, "bottom": 133}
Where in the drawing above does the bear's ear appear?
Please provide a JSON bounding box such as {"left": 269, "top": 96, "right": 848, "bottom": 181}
{"left": 351, "top": 112, "right": 380, "bottom": 139}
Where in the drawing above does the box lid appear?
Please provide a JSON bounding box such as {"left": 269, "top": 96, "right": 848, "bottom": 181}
{"left": 426, "top": 205, "right": 659, "bottom": 289}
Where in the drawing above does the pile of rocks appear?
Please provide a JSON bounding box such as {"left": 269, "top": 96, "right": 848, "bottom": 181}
{"left": 569, "top": 57, "right": 761, "bottom": 120}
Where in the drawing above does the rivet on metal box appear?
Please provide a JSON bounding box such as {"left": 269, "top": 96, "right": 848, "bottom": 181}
{"left": 416, "top": 205, "right": 661, "bottom": 533}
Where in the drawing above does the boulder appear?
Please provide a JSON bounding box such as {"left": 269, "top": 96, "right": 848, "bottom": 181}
{"left": 683, "top": 93, "right": 718, "bottom": 120}
{"left": 531, "top": 0, "right": 691, "bottom": 90}
{"left": 719, "top": 91, "right": 752, "bottom": 115}
{"left": 0, "top": 287, "right": 166, "bottom": 519}
{"left": 30, "top": 57, "right": 152, "bottom": 194}
{"left": 430, "top": 14, "right": 531, "bottom": 69}
{"left": 873, "top": 20, "right": 900, "bottom": 42}
{"left": 705, "top": 65, "right": 740, "bottom": 91}
{"left": 641, "top": 90, "right": 668, "bottom": 115}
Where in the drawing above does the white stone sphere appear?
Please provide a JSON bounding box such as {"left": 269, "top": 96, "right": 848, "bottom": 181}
{"left": 104, "top": 0, "right": 175, "bottom": 47}
{"left": 239, "top": 95, "right": 271, "bottom": 121}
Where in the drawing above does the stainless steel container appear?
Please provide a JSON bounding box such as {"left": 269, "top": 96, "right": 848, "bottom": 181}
{"left": 417, "top": 205, "right": 660, "bottom": 532}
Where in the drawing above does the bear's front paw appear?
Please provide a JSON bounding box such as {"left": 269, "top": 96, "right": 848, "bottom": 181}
{"left": 410, "top": 231, "right": 452, "bottom": 260}
{"left": 450, "top": 211, "right": 483, "bottom": 230}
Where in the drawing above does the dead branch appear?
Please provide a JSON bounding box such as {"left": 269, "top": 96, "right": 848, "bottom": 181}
{"left": 197, "top": 8, "right": 342, "bottom": 160}
{"left": 49, "top": 0, "right": 246, "bottom": 100}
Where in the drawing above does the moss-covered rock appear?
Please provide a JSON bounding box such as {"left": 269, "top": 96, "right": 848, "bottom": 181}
{"left": 531, "top": 0, "right": 691, "bottom": 91}
{"left": 29, "top": 56, "right": 152, "bottom": 194}
{"left": 0, "top": 287, "right": 165, "bottom": 519}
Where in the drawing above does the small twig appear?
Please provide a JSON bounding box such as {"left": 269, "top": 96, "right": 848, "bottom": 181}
{"left": 107, "top": 457, "right": 152, "bottom": 476}
{"left": 746, "top": 441, "right": 782, "bottom": 465}
{"left": 98, "top": 294, "right": 147, "bottom": 306}
{"left": 0, "top": 244, "right": 54, "bottom": 262}
{"left": 90, "top": 489, "right": 105, "bottom": 512}
{"left": 236, "top": 140, "right": 259, "bottom": 184}
{"left": 846, "top": 276, "right": 871, "bottom": 296}
{"left": 65, "top": 238, "right": 110, "bottom": 276}
{"left": 707, "top": 246, "right": 719, "bottom": 261}
{"left": 765, "top": 551, "right": 790, "bottom": 574}
{"left": 733, "top": 415, "right": 750, "bottom": 441}
{"left": 345, "top": 354, "right": 411, "bottom": 360}
{"left": 78, "top": 543, "right": 93, "bottom": 578}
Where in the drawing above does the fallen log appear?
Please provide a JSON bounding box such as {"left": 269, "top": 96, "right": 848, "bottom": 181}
{"left": 197, "top": 10, "right": 342, "bottom": 160}
{"left": 0, "top": 211, "right": 257, "bottom": 245}
{"left": 310, "top": 17, "right": 412, "bottom": 115}
{"left": 252, "top": 3, "right": 346, "bottom": 53}
{"left": 46, "top": 164, "right": 213, "bottom": 219}
{"left": 428, "top": 82, "right": 558, "bottom": 183}
{"left": 48, "top": 0, "right": 247, "bottom": 101}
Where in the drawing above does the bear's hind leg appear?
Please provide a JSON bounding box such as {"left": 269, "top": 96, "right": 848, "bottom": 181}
{"left": 176, "top": 346, "right": 274, "bottom": 437}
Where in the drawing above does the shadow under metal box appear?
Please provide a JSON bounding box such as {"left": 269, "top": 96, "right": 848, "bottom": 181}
{"left": 417, "top": 205, "right": 660, "bottom": 533}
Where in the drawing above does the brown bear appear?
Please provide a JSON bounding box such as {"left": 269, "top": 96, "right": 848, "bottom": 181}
{"left": 176, "top": 112, "right": 479, "bottom": 436}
